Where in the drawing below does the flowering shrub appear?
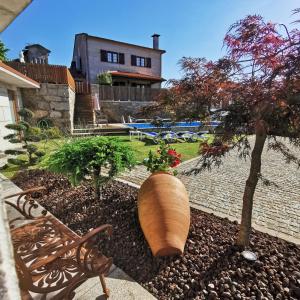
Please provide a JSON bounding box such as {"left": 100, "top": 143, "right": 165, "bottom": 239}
{"left": 199, "top": 140, "right": 229, "bottom": 156}
{"left": 143, "top": 142, "right": 182, "bottom": 175}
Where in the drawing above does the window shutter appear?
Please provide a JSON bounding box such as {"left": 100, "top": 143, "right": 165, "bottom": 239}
{"left": 131, "top": 55, "right": 136, "bottom": 66}
{"left": 146, "top": 57, "right": 152, "bottom": 68}
{"left": 119, "top": 53, "right": 125, "bottom": 64}
{"left": 101, "top": 50, "right": 107, "bottom": 62}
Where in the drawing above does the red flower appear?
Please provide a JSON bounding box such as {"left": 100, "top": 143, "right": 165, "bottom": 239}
{"left": 167, "top": 149, "right": 177, "bottom": 156}
{"left": 167, "top": 149, "right": 181, "bottom": 159}
{"left": 171, "top": 158, "right": 181, "bottom": 168}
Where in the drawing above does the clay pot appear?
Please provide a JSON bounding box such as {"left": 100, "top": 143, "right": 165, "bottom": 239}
{"left": 138, "top": 172, "right": 190, "bottom": 256}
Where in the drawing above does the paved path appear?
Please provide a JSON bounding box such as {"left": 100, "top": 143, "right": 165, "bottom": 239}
{"left": 119, "top": 137, "right": 300, "bottom": 244}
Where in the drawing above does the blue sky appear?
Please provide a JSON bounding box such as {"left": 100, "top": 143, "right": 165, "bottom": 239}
{"left": 0, "top": 0, "right": 299, "bottom": 80}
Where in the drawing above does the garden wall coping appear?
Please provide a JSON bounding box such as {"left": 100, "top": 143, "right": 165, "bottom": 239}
{"left": 0, "top": 173, "right": 21, "bottom": 300}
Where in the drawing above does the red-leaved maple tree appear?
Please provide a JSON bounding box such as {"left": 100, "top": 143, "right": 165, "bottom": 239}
{"left": 145, "top": 12, "right": 300, "bottom": 247}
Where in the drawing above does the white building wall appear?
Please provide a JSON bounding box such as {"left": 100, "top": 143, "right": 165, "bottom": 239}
{"left": 0, "top": 83, "right": 21, "bottom": 152}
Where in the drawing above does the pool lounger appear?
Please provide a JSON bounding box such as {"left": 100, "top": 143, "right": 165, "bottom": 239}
{"left": 142, "top": 131, "right": 158, "bottom": 137}
{"left": 177, "top": 131, "right": 202, "bottom": 142}
{"left": 142, "top": 131, "right": 180, "bottom": 144}
{"left": 159, "top": 132, "right": 182, "bottom": 143}
{"left": 141, "top": 131, "right": 159, "bottom": 144}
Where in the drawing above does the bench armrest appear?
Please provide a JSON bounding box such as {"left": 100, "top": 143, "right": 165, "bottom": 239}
{"left": 76, "top": 224, "right": 113, "bottom": 275}
{"left": 4, "top": 187, "right": 47, "bottom": 227}
{"left": 29, "top": 224, "right": 113, "bottom": 275}
{"left": 4, "top": 186, "right": 46, "bottom": 200}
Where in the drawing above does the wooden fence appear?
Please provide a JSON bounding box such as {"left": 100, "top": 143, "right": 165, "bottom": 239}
{"left": 75, "top": 80, "right": 91, "bottom": 95}
{"left": 97, "top": 85, "right": 163, "bottom": 102}
{"left": 6, "top": 62, "right": 75, "bottom": 91}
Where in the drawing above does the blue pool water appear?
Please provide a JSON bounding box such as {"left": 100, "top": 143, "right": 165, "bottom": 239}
{"left": 126, "top": 121, "right": 200, "bottom": 129}
{"left": 126, "top": 121, "right": 220, "bottom": 129}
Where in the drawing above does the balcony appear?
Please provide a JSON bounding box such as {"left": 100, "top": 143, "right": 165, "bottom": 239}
{"left": 75, "top": 81, "right": 164, "bottom": 102}
{"left": 98, "top": 85, "right": 163, "bottom": 102}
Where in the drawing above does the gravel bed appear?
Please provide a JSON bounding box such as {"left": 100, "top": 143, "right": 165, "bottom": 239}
{"left": 13, "top": 170, "right": 300, "bottom": 300}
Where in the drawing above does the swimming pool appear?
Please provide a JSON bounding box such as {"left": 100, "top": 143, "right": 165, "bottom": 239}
{"left": 126, "top": 121, "right": 201, "bottom": 129}
{"left": 126, "top": 121, "right": 220, "bottom": 130}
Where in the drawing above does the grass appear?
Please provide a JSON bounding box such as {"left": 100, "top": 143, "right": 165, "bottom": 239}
{"left": 117, "top": 135, "right": 206, "bottom": 162}
{"left": 1, "top": 138, "right": 63, "bottom": 179}
{"left": 1, "top": 135, "right": 212, "bottom": 179}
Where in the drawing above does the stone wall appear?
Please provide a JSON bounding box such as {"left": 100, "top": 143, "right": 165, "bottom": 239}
{"left": 21, "top": 83, "right": 75, "bottom": 131}
{"left": 100, "top": 100, "right": 154, "bottom": 123}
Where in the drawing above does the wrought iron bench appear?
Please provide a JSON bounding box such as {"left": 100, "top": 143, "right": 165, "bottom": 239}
{"left": 4, "top": 187, "right": 113, "bottom": 299}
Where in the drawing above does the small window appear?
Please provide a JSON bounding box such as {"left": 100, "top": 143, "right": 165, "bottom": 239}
{"left": 136, "top": 57, "right": 141, "bottom": 66}
{"left": 107, "top": 52, "right": 113, "bottom": 62}
{"left": 112, "top": 53, "right": 118, "bottom": 63}
{"left": 101, "top": 50, "right": 125, "bottom": 64}
{"left": 132, "top": 55, "right": 151, "bottom": 68}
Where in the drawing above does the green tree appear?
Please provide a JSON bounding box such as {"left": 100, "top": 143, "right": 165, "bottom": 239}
{"left": 44, "top": 137, "right": 136, "bottom": 200}
{"left": 3, "top": 109, "right": 45, "bottom": 168}
{"left": 0, "top": 40, "right": 9, "bottom": 61}
{"left": 146, "top": 13, "right": 300, "bottom": 247}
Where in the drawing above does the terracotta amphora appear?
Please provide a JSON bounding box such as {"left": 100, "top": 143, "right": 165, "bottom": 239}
{"left": 138, "top": 172, "right": 190, "bottom": 256}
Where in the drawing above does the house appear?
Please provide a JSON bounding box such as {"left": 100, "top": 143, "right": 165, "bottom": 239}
{"left": 71, "top": 33, "right": 166, "bottom": 123}
{"left": 22, "top": 44, "right": 51, "bottom": 64}
{"left": 0, "top": 61, "right": 40, "bottom": 151}
{"left": 71, "top": 33, "right": 166, "bottom": 88}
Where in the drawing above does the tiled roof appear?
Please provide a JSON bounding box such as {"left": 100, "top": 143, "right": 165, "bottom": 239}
{"left": 79, "top": 33, "right": 166, "bottom": 54}
{"left": 109, "top": 71, "right": 165, "bottom": 82}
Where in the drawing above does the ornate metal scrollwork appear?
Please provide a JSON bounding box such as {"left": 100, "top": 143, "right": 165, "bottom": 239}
{"left": 4, "top": 186, "right": 47, "bottom": 228}
{"left": 9, "top": 212, "right": 113, "bottom": 299}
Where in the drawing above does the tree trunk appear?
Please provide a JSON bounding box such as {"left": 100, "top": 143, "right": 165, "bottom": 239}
{"left": 93, "top": 166, "right": 101, "bottom": 200}
{"left": 237, "top": 120, "right": 267, "bottom": 247}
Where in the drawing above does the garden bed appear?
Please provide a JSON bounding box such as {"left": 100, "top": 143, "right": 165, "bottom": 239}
{"left": 12, "top": 170, "right": 300, "bottom": 300}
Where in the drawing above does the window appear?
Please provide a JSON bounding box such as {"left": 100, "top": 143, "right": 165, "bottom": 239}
{"left": 100, "top": 50, "right": 125, "bottom": 64}
{"left": 107, "top": 51, "right": 118, "bottom": 63}
{"left": 131, "top": 55, "right": 151, "bottom": 68}
{"left": 140, "top": 57, "right": 145, "bottom": 67}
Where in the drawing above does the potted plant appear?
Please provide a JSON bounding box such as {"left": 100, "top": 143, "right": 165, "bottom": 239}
{"left": 138, "top": 142, "right": 190, "bottom": 256}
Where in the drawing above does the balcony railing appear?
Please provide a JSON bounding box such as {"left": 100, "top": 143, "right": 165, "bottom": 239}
{"left": 97, "top": 85, "right": 163, "bottom": 102}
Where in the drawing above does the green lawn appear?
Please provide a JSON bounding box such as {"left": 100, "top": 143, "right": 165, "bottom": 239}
{"left": 1, "top": 135, "right": 211, "bottom": 179}
{"left": 115, "top": 135, "right": 203, "bottom": 162}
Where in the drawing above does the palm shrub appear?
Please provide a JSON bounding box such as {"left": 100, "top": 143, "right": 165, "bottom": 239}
{"left": 97, "top": 72, "right": 112, "bottom": 86}
{"left": 3, "top": 108, "right": 45, "bottom": 168}
{"left": 44, "top": 136, "right": 136, "bottom": 200}
{"left": 0, "top": 40, "right": 9, "bottom": 61}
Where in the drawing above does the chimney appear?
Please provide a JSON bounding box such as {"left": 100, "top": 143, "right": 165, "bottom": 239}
{"left": 152, "top": 34, "right": 160, "bottom": 50}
